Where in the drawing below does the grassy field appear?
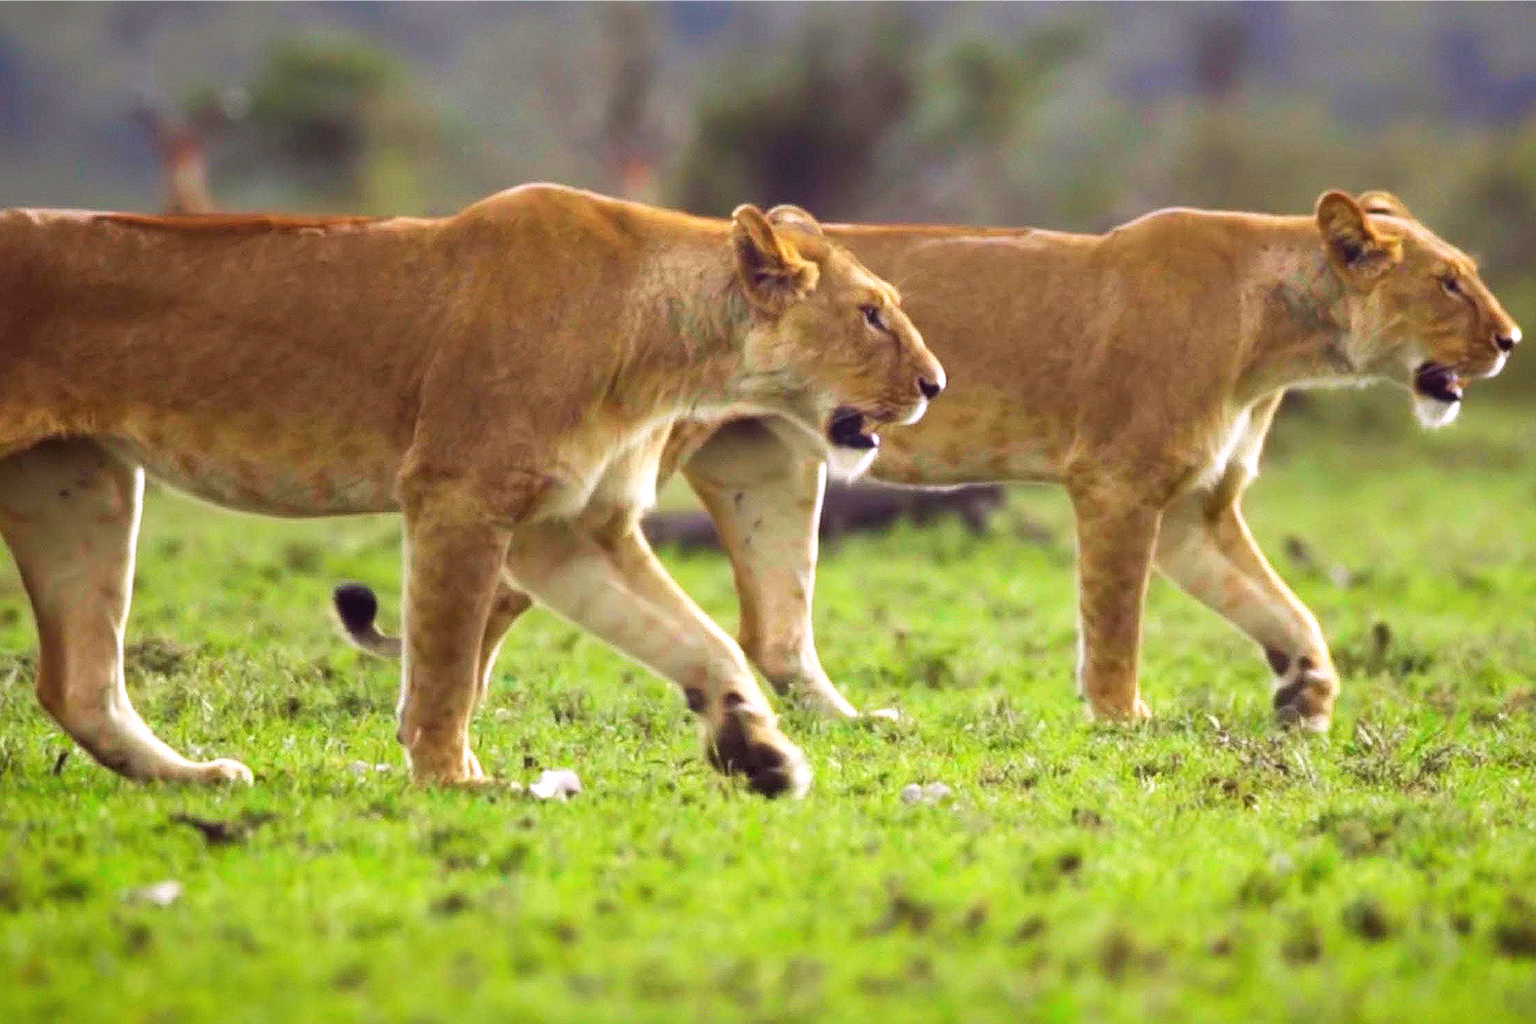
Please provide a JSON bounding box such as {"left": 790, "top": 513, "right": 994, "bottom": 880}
{"left": 2, "top": 389, "right": 1535, "bottom": 1024}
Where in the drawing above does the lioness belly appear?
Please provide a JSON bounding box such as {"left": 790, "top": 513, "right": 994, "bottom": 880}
{"left": 101, "top": 434, "right": 397, "bottom": 517}
{"left": 872, "top": 428, "right": 1061, "bottom": 486}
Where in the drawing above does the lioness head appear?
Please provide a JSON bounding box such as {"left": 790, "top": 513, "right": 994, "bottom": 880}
{"left": 1317, "top": 189, "right": 1521, "bottom": 427}
{"left": 728, "top": 203, "right": 944, "bottom": 477}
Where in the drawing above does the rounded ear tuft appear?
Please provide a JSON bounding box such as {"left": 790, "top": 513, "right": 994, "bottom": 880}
{"left": 1357, "top": 190, "right": 1413, "bottom": 220}
{"left": 766, "top": 204, "right": 825, "bottom": 237}
{"left": 730, "top": 203, "right": 768, "bottom": 229}
{"left": 1317, "top": 190, "right": 1372, "bottom": 263}
{"left": 1316, "top": 190, "right": 1366, "bottom": 230}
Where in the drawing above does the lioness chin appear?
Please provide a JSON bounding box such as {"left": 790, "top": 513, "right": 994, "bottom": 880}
{"left": 337, "top": 190, "right": 1519, "bottom": 731}
{"left": 0, "top": 183, "right": 944, "bottom": 796}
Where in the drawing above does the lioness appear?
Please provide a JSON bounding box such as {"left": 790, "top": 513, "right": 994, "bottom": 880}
{"left": 338, "top": 190, "right": 1518, "bottom": 731}
{"left": 0, "top": 184, "right": 944, "bottom": 796}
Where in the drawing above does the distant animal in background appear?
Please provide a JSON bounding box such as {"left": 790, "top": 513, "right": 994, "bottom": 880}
{"left": 132, "top": 89, "right": 246, "bottom": 214}
{"left": 642, "top": 482, "right": 1004, "bottom": 551}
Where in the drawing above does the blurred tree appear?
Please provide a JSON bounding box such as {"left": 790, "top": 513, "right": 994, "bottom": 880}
{"left": 596, "top": 4, "right": 663, "bottom": 199}
{"left": 667, "top": 4, "right": 918, "bottom": 219}
{"left": 667, "top": 7, "right": 1087, "bottom": 224}
{"left": 535, "top": 4, "right": 664, "bottom": 200}
{"left": 1465, "top": 117, "right": 1536, "bottom": 310}
{"left": 1193, "top": 10, "right": 1248, "bottom": 100}
{"left": 243, "top": 35, "right": 439, "bottom": 211}
{"left": 1181, "top": 9, "right": 1252, "bottom": 209}
{"left": 913, "top": 21, "right": 1088, "bottom": 222}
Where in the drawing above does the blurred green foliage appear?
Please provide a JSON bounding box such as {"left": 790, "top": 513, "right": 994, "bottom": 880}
{"left": 249, "top": 38, "right": 406, "bottom": 169}
{"left": 669, "top": 9, "right": 1089, "bottom": 222}
{"left": 670, "top": 6, "right": 920, "bottom": 219}
{"left": 243, "top": 35, "right": 438, "bottom": 211}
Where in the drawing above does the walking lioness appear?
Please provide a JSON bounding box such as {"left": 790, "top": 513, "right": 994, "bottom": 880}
{"left": 0, "top": 184, "right": 944, "bottom": 795}
{"left": 339, "top": 190, "right": 1518, "bottom": 731}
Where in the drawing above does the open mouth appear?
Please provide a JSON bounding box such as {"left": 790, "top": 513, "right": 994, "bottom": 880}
{"left": 1413, "top": 362, "right": 1464, "bottom": 404}
{"left": 827, "top": 406, "right": 879, "bottom": 450}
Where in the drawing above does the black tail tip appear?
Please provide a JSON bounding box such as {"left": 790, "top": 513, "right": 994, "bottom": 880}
{"left": 332, "top": 582, "right": 379, "bottom": 634}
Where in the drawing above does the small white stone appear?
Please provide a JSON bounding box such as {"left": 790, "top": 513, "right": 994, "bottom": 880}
{"left": 123, "top": 880, "right": 183, "bottom": 907}
{"left": 922, "top": 782, "right": 954, "bottom": 801}
{"left": 901, "top": 781, "right": 955, "bottom": 805}
{"left": 528, "top": 769, "right": 582, "bottom": 801}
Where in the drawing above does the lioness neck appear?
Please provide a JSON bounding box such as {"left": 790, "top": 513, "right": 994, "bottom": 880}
{"left": 619, "top": 237, "right": 753, "bottom": 422}
{"left": 1235, "top": 219, "right": 1365, "bottom": 402}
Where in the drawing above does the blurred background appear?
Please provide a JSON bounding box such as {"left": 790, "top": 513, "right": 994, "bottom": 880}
{"left": 3, "top": 0, "right": 1534, "bottom": 382}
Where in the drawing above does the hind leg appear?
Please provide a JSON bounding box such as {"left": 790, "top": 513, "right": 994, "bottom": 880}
{"left": 0, "top": 439, "right": 251, "bottom": 783}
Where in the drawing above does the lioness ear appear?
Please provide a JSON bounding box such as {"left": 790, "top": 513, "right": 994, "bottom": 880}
{"left": 766, "top": 203, "right": 825, "bottom": 237}
{"left": 732, "top": 204, "right": 820, "bottom": 311}
{"left": 1357, "top": 190, "right": 1413, "bottom": 220}
{"left": 1317, "top": 190, "right": 1401, "bottom": 279}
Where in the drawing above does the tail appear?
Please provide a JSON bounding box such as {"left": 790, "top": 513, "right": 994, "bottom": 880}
{"left": 332, "top": 582, "right": 402, "bottom": 659}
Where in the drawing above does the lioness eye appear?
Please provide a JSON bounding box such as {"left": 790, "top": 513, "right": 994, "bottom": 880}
{"left": 1440, "top": 275, "right": 1461, "bottom": 296}
{"left": 861, "top": 305, "right": 884, "bottom": 330}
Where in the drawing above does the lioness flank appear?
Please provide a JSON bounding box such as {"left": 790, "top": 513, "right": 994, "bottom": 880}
{"left": 0, "top": 184, "right": 944, "bottom": 795}
{"left": 338, "top": 190, "right": 1518, "bottom": 732}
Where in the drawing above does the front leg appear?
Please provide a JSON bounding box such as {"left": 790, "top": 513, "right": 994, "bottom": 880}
{"left": 397, "top": 493, "right": 511, "bottom": 784}
{"left": 684, "top": 420, "right": 863, "bottom": 718}
{"left": 1068, "top": 481, "right": 1161, "bottom": 721}
{"left": 505, "top": 517, "right": 809, "bottom": 798}
{"left": 1157, "top": 491, "right": 1337, "bottom": 730}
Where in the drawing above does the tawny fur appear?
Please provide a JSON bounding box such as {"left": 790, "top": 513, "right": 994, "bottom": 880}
{"left": 341, "top": 190, "right": 1519, "bottom": 727}
{"left": 0, "top": 183, "right": 944, "bottom": 794}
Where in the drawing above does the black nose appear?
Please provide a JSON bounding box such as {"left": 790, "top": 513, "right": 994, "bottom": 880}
{"left": 918, "top": 378, "right": 942, "bottom": 399}
{"left": 1496, "top": 333, "right": 1518, "bottom": 352}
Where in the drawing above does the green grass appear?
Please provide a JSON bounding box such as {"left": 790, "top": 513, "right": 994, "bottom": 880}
{"left": 3, "top": 390, "right": 1536, "bottom": 1024}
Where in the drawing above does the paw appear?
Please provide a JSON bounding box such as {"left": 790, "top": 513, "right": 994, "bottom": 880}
{"left": 1273, "top": 684, "right": 1333, "bottom": 732}
{"left": 198, "top": 758, "right": 255, "bottom": 785}
{"left": 706, "top": 711, "right": 812, "bottom": 799}
{"left": 1272, "top": 662, "right": 1336, "bottom": 732}
{"left": 1085, "top": 696, "right": 1152, "bottom": 724}
{"left": 405, "top": 743, "right": 487, "bottom": 786}
{"left": 863, "top": 707, "right": 900, "bottom": 722}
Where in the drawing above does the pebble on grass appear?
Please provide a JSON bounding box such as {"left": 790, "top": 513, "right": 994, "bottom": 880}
{"left": 528, "top": 769, "right": 582, "bottom": 800}
{"left": 900, "top": 782, "right": 953, "bottom": 804}
{"left": 122, "top": 880, "right": 182, "bottom": 907}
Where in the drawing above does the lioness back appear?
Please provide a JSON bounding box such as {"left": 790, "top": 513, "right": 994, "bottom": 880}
{"left": 0, "top": 185, "right": 726, "bottom": 514}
